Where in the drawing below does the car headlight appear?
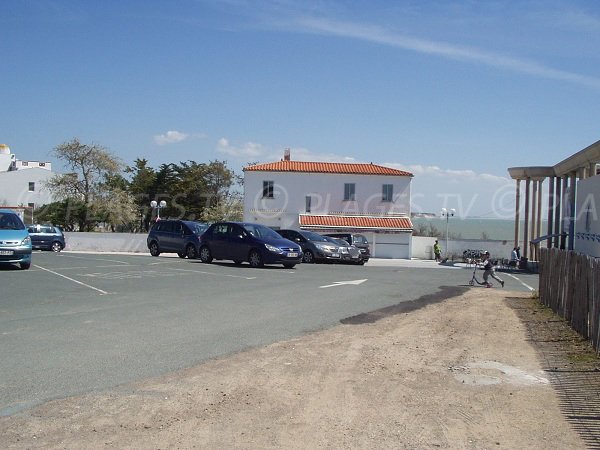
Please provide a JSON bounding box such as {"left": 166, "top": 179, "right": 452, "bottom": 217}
{"left": 316, "top": 243, "right": 336, "bottom": 252}
{"left": 339, "top": 247, "right": 348, "bottom": 254}
{"left": 22, "top": 236, "right": 31, "bottom": 246}
{"left": 265, "top": 244, "right": 283, "bottom": 254}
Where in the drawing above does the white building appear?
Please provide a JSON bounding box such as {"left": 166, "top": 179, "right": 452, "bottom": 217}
{"left": 575, "top": 174, "right": 600, "bottom": 258}
{"left": 243, "top": 151, "right": 414, "bottom": 258}
{"left": 0, "top": 144, "right": 57, "bottom": 219}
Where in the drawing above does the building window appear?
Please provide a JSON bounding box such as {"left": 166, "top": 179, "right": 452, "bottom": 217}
{"left": 262, "top": 181, "right": 274, "bottom": 198}
{"left": 305, "top": 196, "right": 312, "bottom": 213}
{"left": 382, "top": 184, "right": 393, "bottom": 202}
{"left": 28, "top": 182, "right": 35, "bottom": 192}
{"left": 344, "top": 183, "right": 355, "bottom": 201}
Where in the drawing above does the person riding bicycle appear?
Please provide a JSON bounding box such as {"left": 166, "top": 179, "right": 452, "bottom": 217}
{"left": 481, "top": 251, "right": 504, "bottom": 288}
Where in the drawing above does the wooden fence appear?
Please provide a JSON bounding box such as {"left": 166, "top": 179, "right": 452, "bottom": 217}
{"left": 539, "top": 248, "right": 600, "bottom": 354}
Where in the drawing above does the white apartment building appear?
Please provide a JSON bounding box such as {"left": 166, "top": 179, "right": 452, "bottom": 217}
{"left": 0, "top": 144, "right": 57, "bottom": 218}
{"left": 243, "top": 151, "right": 414, "bottom": 258}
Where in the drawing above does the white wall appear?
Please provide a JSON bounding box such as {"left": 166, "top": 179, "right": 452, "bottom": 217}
{"left": 370, "top": 232, "right": 411, "bottom": 259}
{"left": 412, "top": 236, "right": 514, "bottom": 261}
{"left": 243, "top": 171, "right": 411, "bottom": 228}
{"left": 0, "top": 168, "right": 56, "bottom": 207}
{"left": 575, "top": 175, "right": 600, "bottom": 258}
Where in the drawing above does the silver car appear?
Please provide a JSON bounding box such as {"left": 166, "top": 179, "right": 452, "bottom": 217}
{"left": 323, "top": 236, "right": 364, "bottom": 265}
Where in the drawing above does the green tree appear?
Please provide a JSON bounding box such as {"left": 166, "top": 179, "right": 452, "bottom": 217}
{"left": 125, "top": 159, "right": 158, "bottom": 231}
{"left": 200, "top": 191, "right": 244, "bottom": 222}
{"left": 35, "top": 199, "right": 85, "bottom": 231}
{"left": 45, "top": 138, "right": 125, "bottom": 231}
{"left": 97, "top": 173, "right": 138, "bottom": 231}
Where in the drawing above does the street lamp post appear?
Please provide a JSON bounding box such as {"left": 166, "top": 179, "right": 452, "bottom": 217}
{"left": 441, "top": 208, "right": 456, "bottom": 260}
{"left": 150, "top": 200, "right": 167, "bottom": 222}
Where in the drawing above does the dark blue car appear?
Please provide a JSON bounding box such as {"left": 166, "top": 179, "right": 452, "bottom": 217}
{"left": 198, "top": 222, "right": 303, "bottom": 268}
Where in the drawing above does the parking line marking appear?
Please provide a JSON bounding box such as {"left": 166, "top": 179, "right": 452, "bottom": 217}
{"left": 58, "top": 254, "right": 130, "bottom": 265}
{"left": 505, "top": 273, "right": 535, "bottom": 291}
{"left": 168, "top": 267, "right": 257, "bottom": 280}
{"left": 34, "top": 265, "right": 109, "bottom": 295}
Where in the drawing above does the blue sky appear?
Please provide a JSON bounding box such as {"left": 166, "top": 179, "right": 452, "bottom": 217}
{"left": 2, "top": 0, "right": 600, "bottom": 218}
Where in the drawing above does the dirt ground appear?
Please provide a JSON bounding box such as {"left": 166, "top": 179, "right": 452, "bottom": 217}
{"left": 1, "top": 288, "right": 596, "bottom": 449}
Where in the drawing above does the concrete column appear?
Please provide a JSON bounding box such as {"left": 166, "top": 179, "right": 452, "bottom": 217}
{"left": 560, "top": 174, "right": 568, "bottom": 249}
{"left": 536, "top": 179, "right": 544, "bottom": 260}
{"left": 514, "top": 179, "right": 521, "bottom": 249}
{"left": 568, "top": 171, "right": 577, "bottom": 250}
{"left": 546, "top": 177, "right": 554, "bottom": 248}
{"left": 523, "top": 179, "right": 530, "bottom": 260}
{"left": 531, "top": 180, "right": 538, "bottom": 259}
{"left": 554, "top": 177, "right": 562, "bottom": 248}
{"left": 590, "top": 162, "right": 598, "bottom": 177}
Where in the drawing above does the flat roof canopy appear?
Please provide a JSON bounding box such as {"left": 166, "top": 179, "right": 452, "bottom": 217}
{"left": 508, "top": 139, "right": 600, "bottom": 179}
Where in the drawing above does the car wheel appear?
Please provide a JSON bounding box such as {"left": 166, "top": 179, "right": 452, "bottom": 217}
{"left": 357, "top": 260, "right": 365, "bottom": 265}
{"left": 283, "top": 263, "right": 296, "bottom": 269}
{"left": 303, "top": 250, "right": 314, "bottom": 263}
{"left": 51, "top": 241, "right": 63, "bottom": 252}
{"left": 20, "top": 261, "right": 31, "bottom": 270}
{"left": 177, "top": 252, "right": 186, "bottom": 258}
{"left": 199, "top": 246, "right": 213, "bottom": 263}
{"left": 186, "top": 244, "right": 197, "bottom": 259}
{"left": 248, "top": 250, "right": 263, "bottom": 268}
{"left": 149, "top": 241, "right": 160, "bottom": 257}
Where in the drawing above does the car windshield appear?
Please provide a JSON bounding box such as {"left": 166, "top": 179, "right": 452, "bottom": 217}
{"left": 332, "top": 238, "right": 349, "bottom": 246}
{"left": 300, "top": 230, "right": 328, "bottom": 242}
{"left": 323, "top": 236, "right": 344, "bottom": 245}
{"left": 354, "top": 235, "right": 368, "bottom": 244}
{"left": 189, "top": 222, "right": 208, "bottom": 235}
{"left": 241, "top": 223, "right": 282, "bottom": 239}
{"left": 0, "top": 213, "right": 25, "bottom": 230}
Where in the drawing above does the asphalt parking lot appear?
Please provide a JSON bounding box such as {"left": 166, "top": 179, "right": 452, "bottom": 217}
{"left": 0, "top": 252, "right": 538, "bottom": 416}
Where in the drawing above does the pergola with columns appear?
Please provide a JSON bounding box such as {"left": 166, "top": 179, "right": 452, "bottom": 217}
{"left": 508, "top": 139, "right": 600, "bottom": 262}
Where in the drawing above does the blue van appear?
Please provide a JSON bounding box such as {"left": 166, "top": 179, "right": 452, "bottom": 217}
{"left": 0, "top": 210, "right": 32, "bottom": 270}
{"left": 147, "top": 219, "right": 209, "bottom": 258}
{"left": 198, "top": 222, "right": 303, "bottom": 268}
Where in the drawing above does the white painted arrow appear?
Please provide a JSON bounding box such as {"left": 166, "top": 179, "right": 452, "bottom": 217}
{"left": 319, "top": 279, "right": 368, "bottom": 289}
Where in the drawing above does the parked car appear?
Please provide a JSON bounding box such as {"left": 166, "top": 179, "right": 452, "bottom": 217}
{"left": 198, "top": 222, "right": 303, "bottom": 268}
{"left": 275, "top": 229, "right": 340, "bottom": 263}
{"left": 322, "top": 236, "right": 365, "bottom": 265}
{"left": 323, "top": 233, "right": 371, "bottom": 262}
{"left": 26, "top": 224, "right": 65, "bottom": 252}
{"left": 0, "top": 210, "right": 32, "bottom": 270}
{"left": 147, "top": 220, "right": 208, "bottom": 258}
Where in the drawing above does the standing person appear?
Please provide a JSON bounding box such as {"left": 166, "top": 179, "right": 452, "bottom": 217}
{"left": 481, "top": 251, "right": 504, "bottom": 287}
{"left": 510, "top": 247, "right": 519, "bottom": 267}
{"left": 433, "top": 240, "right": 441, "bottom": 262}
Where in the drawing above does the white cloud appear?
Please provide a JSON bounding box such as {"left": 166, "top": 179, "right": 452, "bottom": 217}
{"left": 387, "top": 163, "right": 510, "bottom": 184}
{"left": 217, "top": 138, "right": 265, "bottom": 158}
{"left": 292, "top": 17, "right": 600, "bottom": 89}
{"left": 266, "top": 147, "right": 359, "bottom": 163}
{"left": 154, "top": 131, "right": 190, "bottom": 145}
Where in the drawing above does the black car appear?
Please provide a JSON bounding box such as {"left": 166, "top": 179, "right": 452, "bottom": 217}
{"left": 26, "top": 224, "right": 65, "bottom": 252}
{"left": 324, "top": 233, "right": 370, "bottom": 262}
{"left": 147, "top": 220, "right": 208, "bottom": 258}
{"left": 198, "top": 222, "right": 302, "bottom": 268}
{"left": 275, "top": 229, "right": 340, "bottom": 264}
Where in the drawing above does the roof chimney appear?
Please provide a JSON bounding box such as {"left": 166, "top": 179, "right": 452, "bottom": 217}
{"left": 283, "top": 148, "right": 291, "bottom": 161}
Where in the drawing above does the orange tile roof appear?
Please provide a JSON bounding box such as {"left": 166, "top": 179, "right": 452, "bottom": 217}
{"left": 299, "top": 214, "right": 413, "bottom": 231}
{"left": 244, "top": 160, "right": 412, "bottom": 177}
